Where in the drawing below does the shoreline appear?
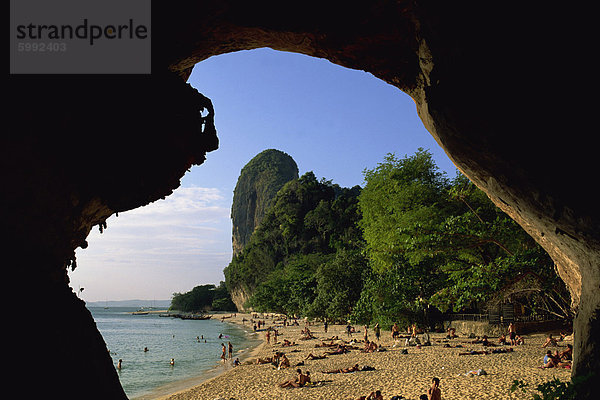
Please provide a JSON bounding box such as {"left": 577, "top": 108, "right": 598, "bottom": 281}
{"left": 154, "top": 315, "right": 572, "bottom": 400}
{"left": 133, "top": 313, "right": 264, "bottom": 400}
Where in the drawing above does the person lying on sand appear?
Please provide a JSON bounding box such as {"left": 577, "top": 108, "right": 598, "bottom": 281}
{"left": 442, "top": 343, "right": 463, "bottom": 348}
{"left": 490, "top": 347, "right": 514, "bottom": 354}
{"left": 542, "top": 334, "right": 559, "bottom": 348}
{"left": 282, "top": 339, "right": 297, "bottom": 347}
{"left": 458, "top": 349, "right": 490, "bottom": 356}
{"left": 466, "top": 336, "right": 483, "bottom": 344}
{"left": 255, "top": 356, "right": 273, "bottom": 364}
{"left": 353, "top": 390, "right": 384, "bottom": 400}
{"left": 315, "top": 340, "right": 337, "bottom": 348}
{"left": 305, "top": 353, "right": 327, "bottom": 360}
{"left": 324, "top": 345, "right": 352, "bottom": 355}
{"left": 322, "top": 363, "right": 360, "bottom": 374}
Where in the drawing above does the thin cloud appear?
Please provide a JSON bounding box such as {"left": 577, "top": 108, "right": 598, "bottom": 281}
{"left": 71, "top": 185, "right": 233, "bottom": 301}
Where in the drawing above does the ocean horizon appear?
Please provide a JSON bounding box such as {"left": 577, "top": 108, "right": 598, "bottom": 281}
{"left": 88, "top": 307, "right": 261, "bottom": 399}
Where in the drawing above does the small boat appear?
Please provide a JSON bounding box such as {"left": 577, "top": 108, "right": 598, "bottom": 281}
{"left": 132, "top": 309, "right": 149, "bottom": 315}
{"left": 170, "top": 313, "right": 211, "bottom": 320}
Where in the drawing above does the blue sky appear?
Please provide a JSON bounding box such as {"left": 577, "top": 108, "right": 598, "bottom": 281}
{"left": 70, "top": 48, "right": 458, "bottom": 302}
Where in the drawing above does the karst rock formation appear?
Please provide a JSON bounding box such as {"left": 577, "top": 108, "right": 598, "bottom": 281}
{"left": 231, "top": 149, "right": 299, "bottom": 256}
{"left": 230, "top": 149, "right": 298, "bottom": 309}
{"left": 7, "top": 1, "right": 597, "bottom": 398}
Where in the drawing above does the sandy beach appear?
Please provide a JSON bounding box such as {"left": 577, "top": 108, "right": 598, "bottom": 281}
{"left": 158, "top": 313, "right": 572, "bottom": 400}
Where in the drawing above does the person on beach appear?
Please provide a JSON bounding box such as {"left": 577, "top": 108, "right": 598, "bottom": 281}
{"left": 515, "top": 335, "right": 525, "bottom": 345}
{"left": 458, "top": 349, "right": 489, "bottom": 355}
{"left": 278, "top": 368, "right": 309, "bottom": 388}
{"left": 498, "top": 334, "right": 507, "bottom": 345}
{"left": 228, "top": 341, "right": 233, "bottom": 359}
{"left": 543, "top": 350, "right": 559, "bottom": 368}
{"left": 221, "top": 343, "right": 227, "bottom": 362}
{"left": 367, "top": 390, "right": 384, "bottom": 400}
{"left": 324, "top": 344, "right": 351, "bottom": 355}
{"left": 324, "top": 319, "right": 328, "bottom": 333}
{"left": 447, "top": 327, "right": 457, "bottom": 338}
{"left": 391, "top": 322, "right": 399, "bottom": 340}
{"left": 374, "top": 323, "right": 381, "bottom": 342}
{"left": 170, "top": 358, "right": 175, "bottom": 366}
{"left": 305, "top": 353, "right": 327, "bottom": 360}
{"left": 542, "top": 334, "right": 559, "bottom": 348}
{"left": 508, "top": 322, "right": 517, "bottom": 345}
{"left": 364, "top": 325, "right": 369, "bottom": 342}
{"left": 559, "top": 344, "right": 573, "bottom": 361}
{"left": 428, "top": 377, "right": 441, "bottom": 400}
{"left": 278, "top": 354, "right": 291, "bottom": 369}
{"left": 266, "top": 329, "right": 271, "bottom": 344}
{"left": 481, "top": 335, "right": 495, "bottom": 347}
{"left": 117, "top": 359, "right": 122, "bottom": 370}
{"left": 322, "top": 363, "right": 360, "bottom": 373}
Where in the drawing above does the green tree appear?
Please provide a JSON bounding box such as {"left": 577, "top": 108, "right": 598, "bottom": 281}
{"left": 170, "top": 282, "right": 237, "bottom": 312}
{"left": 226, "top": 171, "right": 367, "bottom": 319}
{"left": 356, "top": 149, "right": 568, "bottom": 322}
{"left": 308, "top": 248, "right": 367, "bottom": 321}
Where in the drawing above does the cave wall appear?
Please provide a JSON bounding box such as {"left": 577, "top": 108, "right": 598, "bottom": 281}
{"left": 7, "top": 72, "right": 219, "bottom": 398}
{"left": 7, "top": 1, "right": 597, "bottom": 398}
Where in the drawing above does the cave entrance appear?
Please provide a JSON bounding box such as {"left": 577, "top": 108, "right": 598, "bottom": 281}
{"left": 69, "top": 48, "right": 458, "bottom": 305}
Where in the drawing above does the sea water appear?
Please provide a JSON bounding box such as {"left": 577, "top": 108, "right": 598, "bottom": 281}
{"left": 89, "top": 307, "right": 261, "bottom": 399}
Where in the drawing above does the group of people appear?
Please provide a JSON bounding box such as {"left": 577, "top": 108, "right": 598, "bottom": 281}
{"left": 278, "top": 368, "right": 311, "bottom": 388}
{"left": 220, "top": 341, "right": 234, "bottom": 362}
{"left": 542, "top": 342, "right": 572, "bottom": 369}
{"left": 348, "top": 377, "right": 441, "bottom": 400}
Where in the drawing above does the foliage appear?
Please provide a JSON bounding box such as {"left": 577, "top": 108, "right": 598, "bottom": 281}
{"left": 357, "top": 149, "right": 569, "bottom": 323}
{"left": 170, "top": 282, "right": 236, "bottom": 312}
{"left": 225, "top": 172, "right": 366, "bottom": 320}
{"left": 510, "top": 373, "right": 594, "bottom": 400}
{"left": 223, "top": 148, "right": 569, "bottom": 328}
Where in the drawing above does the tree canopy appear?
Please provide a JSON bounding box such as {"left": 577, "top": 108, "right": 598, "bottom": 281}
{"left": 170, "top": 282, "right": 236, "bottom": 312}
{"left": 222, "top": 149, "right": 570, "bottom": 327}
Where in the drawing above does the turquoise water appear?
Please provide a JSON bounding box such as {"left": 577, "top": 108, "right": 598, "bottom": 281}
{"left": 89, "top": 307, "right": 260, "bottom": 399}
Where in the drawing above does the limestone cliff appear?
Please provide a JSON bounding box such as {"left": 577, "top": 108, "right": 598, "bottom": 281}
{"left": 231, "top": 149, "right": 298, "bottom": 256}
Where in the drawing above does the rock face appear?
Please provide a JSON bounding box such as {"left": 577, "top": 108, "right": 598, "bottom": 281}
{"left": 231, "top": 149, "right": 298, "bottom": 257}
{"left": 7, "top": 1, "right": 598, "bottom": 398}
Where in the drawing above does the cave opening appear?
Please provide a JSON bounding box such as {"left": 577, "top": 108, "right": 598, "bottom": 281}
{"left": 10, "top": 3, "right": 598, "bottom": 398}
{"left": 69, "top": 47, "right": 458, "bottom": 305}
